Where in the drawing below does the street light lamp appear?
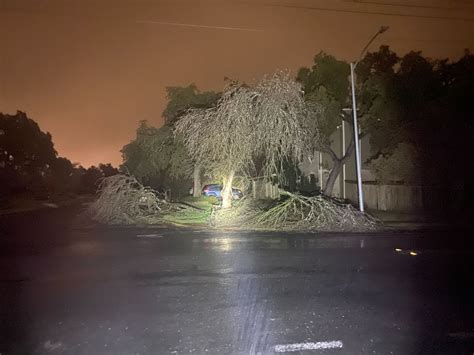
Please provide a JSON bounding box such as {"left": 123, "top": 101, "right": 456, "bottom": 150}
{"left": 350, "top": 26, "right": 389, "bottom": 212}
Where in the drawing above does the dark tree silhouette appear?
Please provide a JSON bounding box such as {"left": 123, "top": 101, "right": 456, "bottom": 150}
{"left": 0, "top": 111, "right": 57, "bottom": 196}
{"left": 99, "top": 163, "right": 119, "bottom": 177}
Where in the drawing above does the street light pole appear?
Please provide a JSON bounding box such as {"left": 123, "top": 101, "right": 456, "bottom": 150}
{"left": 350, "top": 62, "right": 365, "bottom": 212}
{"left": 350, "top": 26, "right": 389, "bottom": 212}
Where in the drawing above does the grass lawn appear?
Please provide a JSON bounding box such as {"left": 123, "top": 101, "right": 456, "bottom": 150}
{"left": 161, "top": 196, "right": 219, "bottom": 226}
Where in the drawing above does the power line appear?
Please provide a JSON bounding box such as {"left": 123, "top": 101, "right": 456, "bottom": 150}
{"left": 344, "top": 0, "right": 474, "bottom": 12}
{"left": 385, "top": 36, "right": 473, "bottom": 43}
{"left": 261, "top": 3, "right": 474, "bottom": 21}
{"left": 5, "top": 3, "right": 474, "bottom": 29}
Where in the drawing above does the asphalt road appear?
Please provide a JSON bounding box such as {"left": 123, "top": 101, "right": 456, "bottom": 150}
{"left": 1, "top": 205, "right": 473, "bottom": 354}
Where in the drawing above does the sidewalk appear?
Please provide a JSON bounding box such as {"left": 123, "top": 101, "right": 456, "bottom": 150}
{"left": 369, "top": 209, "right": 449, "bottom": 230}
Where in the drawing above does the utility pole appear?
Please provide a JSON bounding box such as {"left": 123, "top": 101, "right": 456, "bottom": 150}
{"left": 342, "top": 120, "right": 346, "bottom": 199}
{"left": 350, "top": 26, "right": 389, "bottom": 212}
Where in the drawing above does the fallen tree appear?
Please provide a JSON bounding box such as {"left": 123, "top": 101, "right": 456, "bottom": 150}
{"left": 88, "top": 174, "right": 171, "bottom": 225}
{"left": 212, "top": 191, "right": 378, "bottom": 231}
{"left": 89, "top": 175, "right": 377, "bottom": 231}
{"left": 175, "top": 72, "right": 312, "bottom": 209}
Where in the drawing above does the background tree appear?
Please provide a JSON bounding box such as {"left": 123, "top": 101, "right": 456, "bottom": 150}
{"left": 440, "top": 50, "right": 474, "bottom": 202}
{"left": 176, "top": 72, "right": 311, "bottom": 208}
{"left": 162, "top": 85, "right": 219, "bottom": 196}
{"left": 0, "top": 111, "right": 57, "bottom": 196}
{"left": 296, "top": 47, "right": 398, "bottom": 195}
{"left": 363, "top": 49, "right": 474, "bottom": 213}
{"left": 162, "top": 84, "right": 219, "bottom": 125}
{"left": 121, "top": 121, "right": 192, "bottom": 198}
{"left": 81, "top": 166, "right": 104, "bottom": 193}
{"left": 297, "top": 53, "right": 353, "bottom": 195}
{"left": 0, "top": 111, "right": 121, "bottom": 199}
{"left": 48, "top": 156, "right": 75, "bottom": 192}
{"left": 99, "top": 163, "right": 119, "bottom": 178}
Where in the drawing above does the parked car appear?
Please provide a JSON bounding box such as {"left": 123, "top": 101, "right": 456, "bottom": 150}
{"left": 202, "top": 184, "right": 243, "bottom": 199}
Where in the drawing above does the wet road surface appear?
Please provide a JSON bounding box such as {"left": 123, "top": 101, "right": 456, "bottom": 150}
{"left": 1, "top": 205, "right": 473, "bottom": 354}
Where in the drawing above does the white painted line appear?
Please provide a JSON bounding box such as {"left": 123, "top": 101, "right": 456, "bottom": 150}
{"left": 136, "top": 234, "right": 163, "bottom": 238}
{"left": 42, "top": 203, "right": 59, "bottom": 208}
{"left": 274, "top": 341, "right": 343, "bottom": 352}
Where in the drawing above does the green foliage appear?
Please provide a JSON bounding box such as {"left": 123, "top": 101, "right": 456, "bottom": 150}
{"left": 297, "top": 48, "right": 401, "bottom": 148}
{"left": 297, "top": 53, "right": 350, "bottom": 147}
{"left": 355, "top": 45, "right": 399, "bottom": 81}
{"left": 276, "top": 157, "right": 302, "bottom": 192}
{"left": 362, "top": 49, "right": 474, "bottom": 187}
{"left": 298, "top": 47, "right": 474, "bottom": 198}
{"left": 121, "top": 121, "right": 192, "bottom": 195}
{"left": 162, "top": 196, "right": 217, "bottom": 225}
{"left": 162, "top": 84, "right": 219, "bottom": 125}
{"left": 296, "top": 53, "right": 361, "bottom": 195}
{"left": 297, "top": 52, "right": 350, "bottom": 103}
{"left": 162, "top": 207, "right": 210, "bottom": 225}
{"left": 368, "top": 143, "right": 421, "bottom": 184}
{"left": 180, "top": 195, "right": 219, "bottom": 206}
{"left": 120, "top": 84, "right": 218, "bottom": 199}
{"left": 358, "top": 48, "right": 447, "bottom": 158}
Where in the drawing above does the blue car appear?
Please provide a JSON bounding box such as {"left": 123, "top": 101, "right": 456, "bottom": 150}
{"left": 202, "top": 184, "right": 243, "bottom": 199}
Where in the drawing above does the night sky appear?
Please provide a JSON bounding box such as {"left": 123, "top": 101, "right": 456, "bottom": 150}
{"left": 1, "top": 0, "right": 473, "bottom": 167}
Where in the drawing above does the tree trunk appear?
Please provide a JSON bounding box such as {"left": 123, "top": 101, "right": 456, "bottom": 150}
{"left": 221, "top": 170, "right": 235, "bottom": 209}
{"left": 322, "top": 131, "right": 355, "bottom": 196}
{"left": 193, "top": 164, "right": 201, "bottom": 197}
{"left": 323, "top": 159, "right": 343, "bottom": 196}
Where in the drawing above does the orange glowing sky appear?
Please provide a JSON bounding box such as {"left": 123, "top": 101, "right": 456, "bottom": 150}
{"left": 1, "top": 0, "right": 473, "bottom": 167}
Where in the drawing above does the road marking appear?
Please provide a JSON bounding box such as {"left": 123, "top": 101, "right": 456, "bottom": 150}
{"left": 395, "top": 248, "right": 419, "bottom": 256}
{"left": 136, "top": 234, "right": 163, "bottom": 238}
{"left": 448, "top": 331, "right": 474, "bottom": 339}
{"left": 42, "top": 203, "right": 59, "bottom": 208}
{"left": 274, "top": 340, "right": 343, "bottom": 352}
